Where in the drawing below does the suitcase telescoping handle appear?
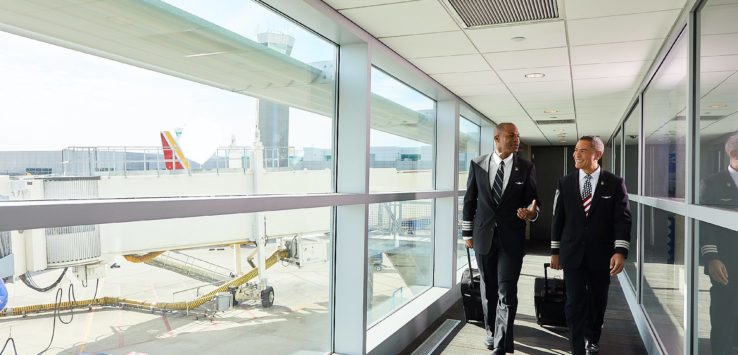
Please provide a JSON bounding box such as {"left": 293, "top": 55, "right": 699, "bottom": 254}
{"left": 543, "top": 263, "right": 551, "bottom": 295}
{"left": 466, "top": 247, "right": 474, "bottom": 290}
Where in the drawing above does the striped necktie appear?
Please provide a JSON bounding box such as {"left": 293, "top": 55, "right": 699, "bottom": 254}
{"left": 582, "top": 174, "right": 592, "bottom": 217}
{"left": 492, "top": 160, "right": 505, "bottom": 208}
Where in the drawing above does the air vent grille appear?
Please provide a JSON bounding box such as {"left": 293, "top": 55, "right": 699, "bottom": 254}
{"left": 535, "top": 119, "right": 575, "bottom": 125}
{"left": 448, "top": 0, "right": 559, "bottom": 27}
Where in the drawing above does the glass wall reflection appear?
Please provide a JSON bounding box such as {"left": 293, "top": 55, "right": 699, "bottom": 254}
{"left": 624, "top": 105, "right": 640, "bottom": 195}
{"left": 697, "top": 221, "right": 738, "bottom": 354}
{"left": 642, "top": 206, "right": 685, "bottom": 355}
{"left": 367, "top": 199, "right": 433, "bottom": 325}
{"left": 614, "top": 128, "right": 623, "bottom": 176}
{"left": 624, "top": 201, "right": 639, "bottom": 291}
{"left": 697, "top": 1, "right": 738, "bottom": 352}
{"left": 643, "top": 31, "right": 688, "bottom": 200}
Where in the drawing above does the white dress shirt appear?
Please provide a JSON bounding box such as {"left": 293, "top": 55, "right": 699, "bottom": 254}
{"left": 579, "top": 166, "right": 602, "bottom": 197}
{"left": 489, "top": 152, "right": 513, "bottom": 193}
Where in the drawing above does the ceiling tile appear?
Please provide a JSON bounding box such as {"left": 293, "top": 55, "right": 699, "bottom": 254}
{"left": 412, "top": 54, "right": 490, "bottom": 74}
{"left": 483, "top": 47, "right": 569, "bottom": 70}
{"left": 564, "top": 0, "right": 686, "bottom": 20}
{"left": 340, "top": 0, "right": 458, "bottom": 37}
{"left": 465, "top": 21, "right": 567, "bottom": 53}
{"left": 567, "top": 10, "right": 680, "bottom": 46}
{"left": 381, "top": 31, "right": 476, "bottom": 58}
{"left": 322, "top": 0, "right": 419, "bottom": 10}
{"left": 570, "top": 39, "right": 663, "bottom": 65}
{"left": 497, "top": 66, "right": 571, "bottom": 83}
{"left": 432, "top": 71, "right": 501, "bottom": 86}
{"left": 572, "top": 61, "right": 650, "bottom": 79}
{"left": 700, "top": 3, "right": 738, "bottom": 35}
{"left": 573, "top": 76, "right": 643, "bottom": 99}
{"left": 446, "top": 83, "right": 509, "bottom": 96}
{"left": 507, "top": 81, "right": 573, "bottom": 103}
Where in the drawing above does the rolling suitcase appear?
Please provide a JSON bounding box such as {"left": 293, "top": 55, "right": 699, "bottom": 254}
{"left": 534, "top": 263, "right": 567, "bottom": 327}
{"left": 460, "top": 248, "right": 484, "bottom": 322}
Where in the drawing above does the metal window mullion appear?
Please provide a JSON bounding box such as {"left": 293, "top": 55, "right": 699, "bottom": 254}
{"left": 334, "top": 43, "right": 371, "bottom": 355}
{"left": 434, "top": 100, "right": 460, "bottom": 287}
{"left": 637, "top": 94, "right": 645, "bottom": 304}
{"left": 685, "top": 4, "right": 702, "bottom": 353}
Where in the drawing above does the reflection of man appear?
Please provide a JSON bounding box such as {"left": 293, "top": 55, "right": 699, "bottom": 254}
{"left": 550, "top": 136, "right": 631, "bottom": 355}
{"left": 700, "top": 132, "right": 738, "bottom": 355}
{"left": 462, "top": 123, "right": 539, "bottom": 354}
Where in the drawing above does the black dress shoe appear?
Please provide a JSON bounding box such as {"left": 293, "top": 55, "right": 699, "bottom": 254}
{"left": 585, "top": 340, "right": 600, "bottom": 354}
{"left": 490, "top": 348, "right": 506, "bottom": 355}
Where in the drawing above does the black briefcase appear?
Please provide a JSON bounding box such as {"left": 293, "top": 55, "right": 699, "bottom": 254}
{"left": 534, "top": 263, "right": 567, "bottom": 327}
{"left": 460, "top": 248, "right": 484, "bottom": 323}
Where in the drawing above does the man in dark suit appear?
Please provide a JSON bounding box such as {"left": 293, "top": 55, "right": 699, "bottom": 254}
{"left": 550, "top": 136, "right": 631, "bottom": 355}
{"left": 700, "top": 132, "right": 738, "bottom": 355}
{"left": 462, "top": 122, "right": 539, "bottom": 354}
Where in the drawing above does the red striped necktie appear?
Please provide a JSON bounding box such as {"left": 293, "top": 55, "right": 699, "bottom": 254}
{"left": 582, "top": 174, "right": 592, "bottom": 217}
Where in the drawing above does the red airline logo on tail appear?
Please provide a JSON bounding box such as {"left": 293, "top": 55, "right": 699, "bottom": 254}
{"left": 160, "top": 131, "right": 191, "bottom": 171}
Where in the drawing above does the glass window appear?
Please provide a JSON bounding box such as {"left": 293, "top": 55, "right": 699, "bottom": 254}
{"left": 696, "top": 220, "right": 738, "bottom": 354}
{"left": 0, "top": 0, "right": 337, "bottom": 200}
{"left": 643, "top": 31, "right": 688, "bottom": 200}
{"left": 624, "top": 201, "right": 639, "bottom": 292}
{"left": 613, "top": 128, "right": 623, "bottom": 176}
{"left": 0, "top": 207, "right": 332, "bottom": 353}
{"left": 459, "top": 117, "right": 481, "bottom": 188}
{"left": 367, "top": 199, "right": 433, "bottom": 325}
{"left": 370, "top": 68, "right": 435, "bottom": 192}
{"left": 642, "top": 206, "right": 685, "bottom": 355}
{"left": 624, "top": 105, "right": 640, "bottom": 194}
{"left": 698, "top": 0, "right": 738, "bottom": 211}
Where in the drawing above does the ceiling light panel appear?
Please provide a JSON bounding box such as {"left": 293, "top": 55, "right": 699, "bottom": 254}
{"left": 447, "top": 0, "right": 559, "bottom": 27}
{"left": 497, "top": 65, "right": 570, "bottom": 83}
{"left": 339, "top": 0, "right": 458, "bottom": 38}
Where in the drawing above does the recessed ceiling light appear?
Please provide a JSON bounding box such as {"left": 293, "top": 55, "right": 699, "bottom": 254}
{"left": 524, "top": 72, "right": 546, "bottom": 79}
{"left": 550, "top": 116, "right": 558, "bottom": 119}
{"left": 553, "top": 129, "right": 563, "bottom": 132}
{"left": 559, "top": 140, "right": 567, "bottom": 143}
{"left": 709, "top": 104, "right": 727, "bottom": 109}
{"left": 544, "top": 109, "right": 559, "bottom": 114}
{"left": 511, "top": 36, "right": 527, "bottom": 42}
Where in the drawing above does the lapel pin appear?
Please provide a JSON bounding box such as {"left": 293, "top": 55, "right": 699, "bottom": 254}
{"left": 515, "top": 167, "right": 519, "bottom": 171}
{"left": 728, "top": 183, "right": 732, "bottom": 187}
{"left": 600, "top": 181, "right": 604, "bottom": 186}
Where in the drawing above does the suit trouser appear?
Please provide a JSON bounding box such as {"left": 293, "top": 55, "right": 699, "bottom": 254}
{"left": 563, "top": 265, "right": 610, "bottom": 355}
{"left": 709, "top": 280, "right": 738, "bottom": 355}
{"left": 476, "top": 233, "right": 523, "bottom": 352}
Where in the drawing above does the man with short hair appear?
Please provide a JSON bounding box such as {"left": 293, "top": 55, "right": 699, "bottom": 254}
{"left": 550, "top": 135, "right": 632, "bottom": 355}
{"left": 462, "top": 122, "right": 539, "bottom": 354}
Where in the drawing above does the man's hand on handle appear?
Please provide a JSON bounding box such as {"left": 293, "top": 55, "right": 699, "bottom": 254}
{"left": 550, "top": 254, "right": 561, "bottom": 270}
{"left": 516, "top": 199, "right": 538, "bottom": 221}
{"left": 610, "top": 253, "right": 625, "bottom": 276}
{"left": 465, "top": 239, "right": 473, "bottom": 249}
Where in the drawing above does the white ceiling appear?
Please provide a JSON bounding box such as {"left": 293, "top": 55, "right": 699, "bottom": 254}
{"left": 323, "top": 0, "right": 688, "bottom": 145}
